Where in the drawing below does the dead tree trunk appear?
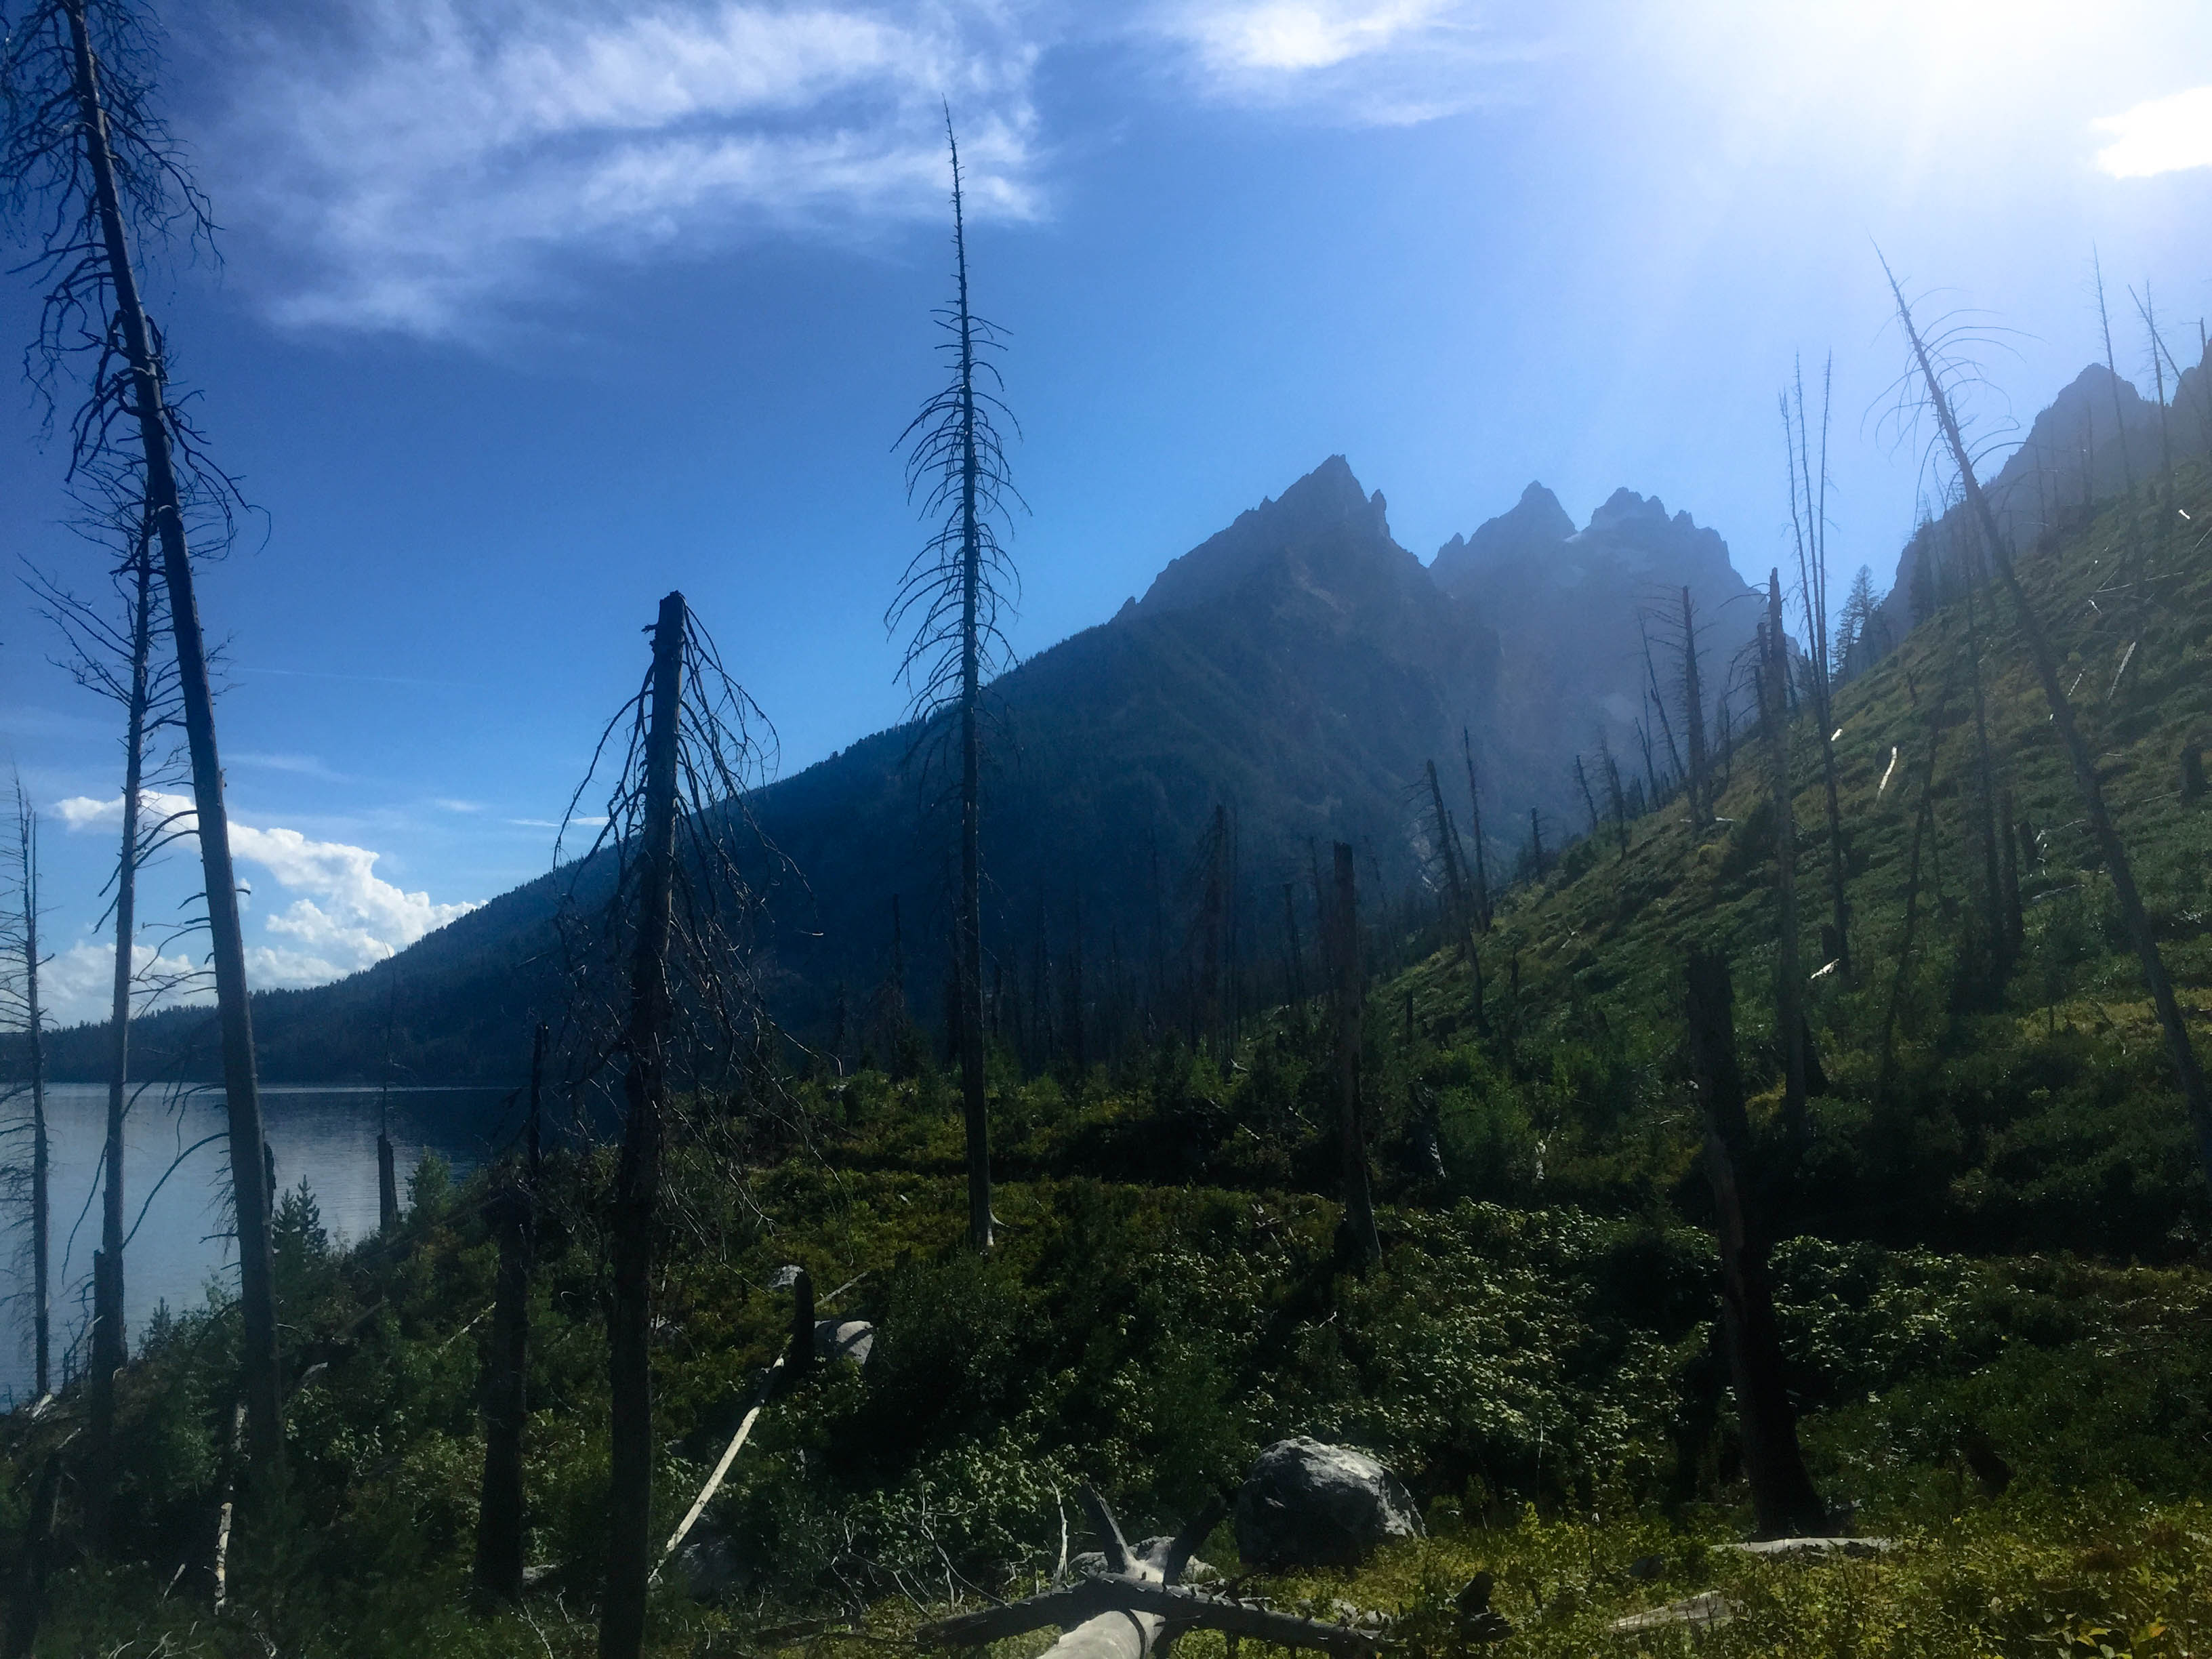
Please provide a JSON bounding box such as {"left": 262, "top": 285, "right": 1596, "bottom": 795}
{"left": 1460, "top": 727, "right": 1492, "bottom": 931}
{"left": 61, "top": 0, "right": 282, "bottom": 1484}
{"left": 1877, "top": 676, "right": 1952, "bottom": 1104}
{"left": 1684, "top": 949, "right": 1825, "bottom": 1539}
{"left": 600, "top": 592, "right": 686, "bottom": 1659}
{"left": 1281, "top": 881, "right": 1305, "bottom": 1006}
{"left": 1960, "top": 571, "right": 2009, "bottom": 981}
{"left": 89, "top": 533, "right": 155, "bottom": 1537}
{"left": 473, "top": 1024, "right": 543, "bottom": 1603}
{"left": 1760, "top": 575, "right": 1807, "bottom": 1142}
{"left": 1680, "top": 586, "right": 1713, "bottom": 828}
{"left": 1329, "top": 843, "right": 1380, "bottom": 1270}
{"left": 13, "top": 794, "right": 49, "bottom": 1401}
{"left": 1886, "top": 262, "right": 2212, "bottom": 1186}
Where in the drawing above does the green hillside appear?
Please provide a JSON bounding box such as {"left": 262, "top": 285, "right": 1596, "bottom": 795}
{"left": 11, "top": 459, "right": 2212, "bottom": 1656}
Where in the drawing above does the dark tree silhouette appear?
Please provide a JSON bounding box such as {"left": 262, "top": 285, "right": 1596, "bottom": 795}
{"left": 892, "top": 114, "right": 1023, "bottom": 1254}
{"left": 1, "top": 0, "right": 282, "bottom": 1487}
{"left": 554, "top": 594, "right": 780, "bottom": 1659}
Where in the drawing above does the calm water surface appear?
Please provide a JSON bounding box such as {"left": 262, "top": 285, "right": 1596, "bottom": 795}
{"left": 3, "top": 1083, "right": 515, "bottom": 1404}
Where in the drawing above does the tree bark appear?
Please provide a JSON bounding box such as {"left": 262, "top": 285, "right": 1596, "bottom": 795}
{"left": 63, "top": 0, "right": 283, "bottom": 1486}
{"left": 1684, "top": 949, "right": 1825, "bottom": 1539}
{"left": 1330, "top": 843, "right": 1380, "bottom": 1270}
{"left": 1886, "top": 266, "right": 2212, "bottom": 1186}
{"left": 600, "top": 592, "right": 686, "bottom": 1659}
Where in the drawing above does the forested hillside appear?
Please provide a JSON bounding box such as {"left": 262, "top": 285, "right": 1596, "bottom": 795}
{"left": 11, "top": 441, "right": 2211, "bottom": 1659}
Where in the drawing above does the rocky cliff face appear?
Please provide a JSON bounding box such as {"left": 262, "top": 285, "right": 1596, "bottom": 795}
{"left": 1429, "top": 482, "right": 1761, "bottom": 812}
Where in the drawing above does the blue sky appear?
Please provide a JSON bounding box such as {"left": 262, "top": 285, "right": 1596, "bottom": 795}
{"left": 2, "top": 0, "right": 2210, "bottom": 1023}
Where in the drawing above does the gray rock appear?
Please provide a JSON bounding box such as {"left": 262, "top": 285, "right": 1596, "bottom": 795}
{"left": 815, "top": 1318, "right": 874, "bottom": 1367}
{"left": 1233, "top": 1437, "right": 1422, "bottom": 1567}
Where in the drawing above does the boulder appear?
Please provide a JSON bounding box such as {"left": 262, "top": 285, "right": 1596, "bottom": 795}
{"left": 1233, "top": 1437, "right": 1422, "bottom": 1567}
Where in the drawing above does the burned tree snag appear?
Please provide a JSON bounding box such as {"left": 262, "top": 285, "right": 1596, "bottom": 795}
{"left": 1760, "top": 573, "right": 1807, "bottom": 1142}
{"left": 1460, "top": 727, "right": 1492, "bottom": 931}
{"left": 1685, "top": 949, "right": 1825, "bottom": 1539}
{"left": 1680, "top": 586, "right": 1714, "bottom": 828}
{"left": 600, "top": 592, "right": 687, "bottom": 1659}
{"left": 1281, "top": 881, "right": 1305, "bottom": 1006}
{"left": 1330, "top": 842, "right": 1381, "bottom": 1269}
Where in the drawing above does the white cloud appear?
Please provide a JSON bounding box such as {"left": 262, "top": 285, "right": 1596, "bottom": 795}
{"left": 40, "top": 941, "right": 210, "bottom": 1029}
{"left": 203, "top": 0, "right": 1044, "bottom": 336}
{"left": 2093, "top": 85, "right": 2212, "bottom": 179}
{"left": 1141, "top": 0, "right": 1528, "bottom": 123}
{"left": 54, "top": 792, "right": 479, "bottom": 991}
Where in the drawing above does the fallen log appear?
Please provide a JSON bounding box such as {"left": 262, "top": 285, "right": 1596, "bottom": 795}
{"left": 917, "top": 1491, "right": 1381, "bottom": 1659}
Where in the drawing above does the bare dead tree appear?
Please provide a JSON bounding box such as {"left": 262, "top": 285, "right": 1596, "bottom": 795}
{"left": 1328, "top": 843, "right": 1380, "bottom": 1270}
{"left": 0, "top": 0, "right": 284, "bottom": 1486}
{"left": 1875, "top": 670, "right": 1951, "bottom": 1113}
{"left": 1757, "top": 578, "right": 1807, "bottom": 1142}
{"left": 1882, "top": 255, "right": 2212, "bottom": 1183}
{"left": 1459, "top": 727, "right": 1492, "bottom": 931}
{"left": 554, "top": 594, "right": 780, "bottom": 1659}
{"left": 1684, "top": 947, "right": 1826, "bottom": 1538}
{"left": 25, "top": 493, "right": 197, "bottom": 1539}
{"left": 1677, "top": 587, "right": 1714, "bottom": 827}
{"left": 1, "top": 782, "right": 49, "bottom": 1399}
{"left": 1639, "top": 617, "right": 1685, "bottom": 798}
{"left": 1780, "top": 354, "right": 1853, "bottom": 978}
{"left": 891, "top": 112, "right": 1022, "bottom": 1254}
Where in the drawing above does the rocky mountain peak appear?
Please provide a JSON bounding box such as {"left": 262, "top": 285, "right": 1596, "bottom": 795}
{"left": 1132, "top": 455, "right": 1411, "bottom": 619}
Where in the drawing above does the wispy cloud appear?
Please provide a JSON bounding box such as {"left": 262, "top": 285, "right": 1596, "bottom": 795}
{"left": 229, "top": 751, "right": 350, "bottom": 781}
{"left": 185, "top": 0, "right": 1540, "bottom": 337}
{"left": 2093, "top": 85, "right": 2212, "bottom": 179}
{"left": 54, "top": 791, "right": 479, "bottom": 990}
{"left": 1139, "top": 0, "right": 1533, "bottom": 125}
{"left": 202, "top": 0, "right": 1044, "bottom": 337}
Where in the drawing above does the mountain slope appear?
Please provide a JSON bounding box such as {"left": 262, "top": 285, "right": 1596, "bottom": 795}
{"left": 33, "top": 457, "right": 1755, "bottom": 1081}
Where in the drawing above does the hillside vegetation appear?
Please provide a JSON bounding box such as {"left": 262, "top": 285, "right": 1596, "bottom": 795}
{"left": 6, "top": 462, "right": 2212, "bottom": 1656}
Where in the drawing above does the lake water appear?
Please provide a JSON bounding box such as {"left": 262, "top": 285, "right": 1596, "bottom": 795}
{"left": 2, "top": 1082, "right": 517, "bottom": 1405}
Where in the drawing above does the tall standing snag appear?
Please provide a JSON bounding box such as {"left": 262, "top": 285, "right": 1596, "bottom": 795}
{"left": 556, "top": 595, "right": 778, "bottom": 1659}
{"left": 1758, "top": 574, "right": 1807, "bottom": 1141}
{"left": 1, "top": 0, "right": 283, "bottom": 1486}
{"left": 1882, "top": 257, "right": 2212, "bottom": 1185}
{"left": 1329, "top": 843, "right": 1381, "bottom": 1269}
{"left": 3, "top": 786, "right": 49, "bottom": 1400}
{"left": 602, "top": 592, "right": 685, "bottom": 1659}
{"left": 893, "top": 115, "right": 1022, "bottom": 1254}
{"left": 1685, "top": 948, "right": 1825, "bottom": 1539}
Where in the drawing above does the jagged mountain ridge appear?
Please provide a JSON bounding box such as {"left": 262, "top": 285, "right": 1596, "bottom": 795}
{"left": 35, "top": 458, "right": 1759, "bottom": 1080}
{"left": 1866, "top": 344, "right": 2212, "bottom": 658}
